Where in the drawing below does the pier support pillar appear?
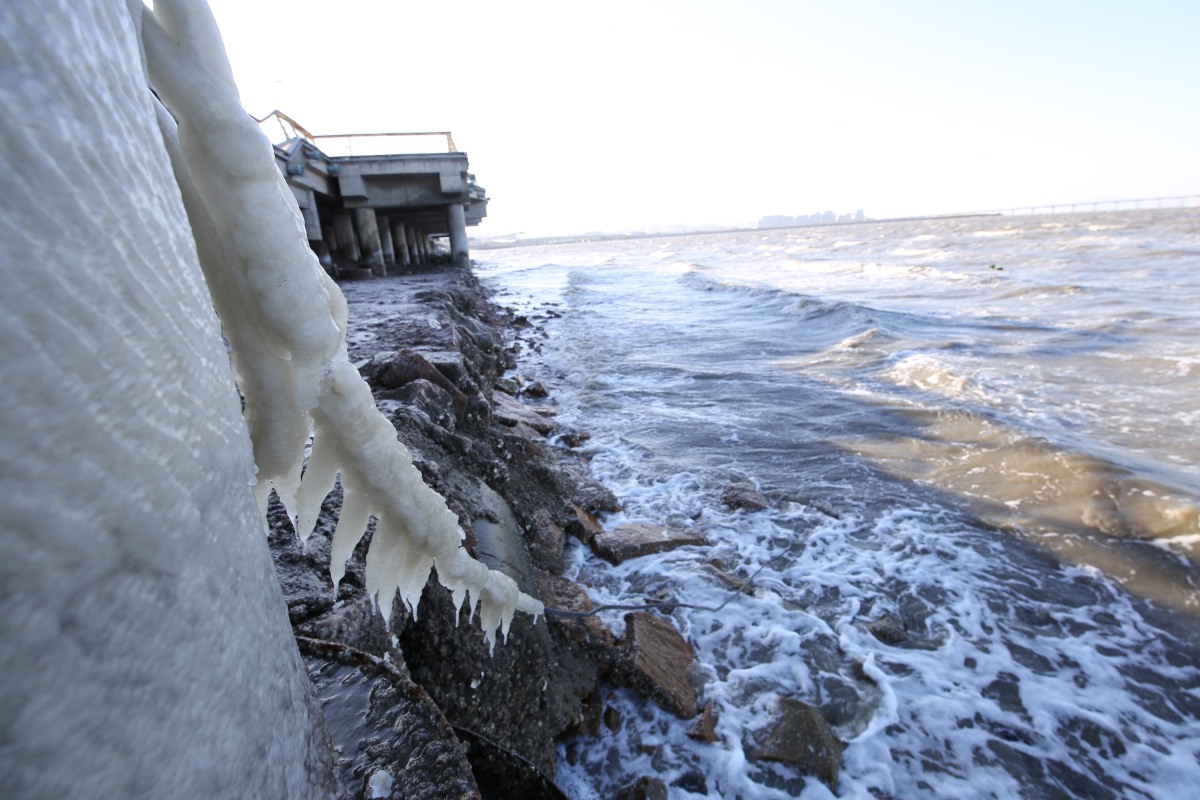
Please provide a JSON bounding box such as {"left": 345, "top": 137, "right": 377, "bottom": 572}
{"left": 310, "top": 240, "right": 333, "bottom": 270}
{"left": 353, "top": 207, "right": 385, "bottom": 275}
{"left": 410, "top": 228, "right": 424, "bottom": 265}
{"left": 297, "top": 189, "right": 323, "bottom": 240}
{"left": 297, "top": 189, "right": 332, "bottom": 269}
{"left": 378, "top": 214, "right": 396, "bottom": 270}
{"left": 392, "top": 221, "right": 411, "bottom": 269}
{"left": 447, "top": 203, "right": 469, "bottom": 268}
{"left": 332, "top": 213, "right": 360, "bottom": 263}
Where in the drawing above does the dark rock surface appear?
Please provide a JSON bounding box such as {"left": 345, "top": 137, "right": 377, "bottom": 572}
{"left": 687, "top": 700, "right": 720, "bottom": 742}
{"left": 566, "top": 503, "right": 605, "bottom": 544}
{"left": 591, "top": 523, "right": 707, "bottom": 565}
{"left": 299, "top": 638, "right": 479, "bottom": 800}
{"left": 267, "top": 264, "right": 621, "bottom": 798}
{"left": 613, "top": 776, "right": 668, "bottom": 800}
{"left": 613, "top": 612, "right": 700, "bottom": 718}
{"left": 720, "top": 480, "right": 771, "bottom": 512}
{"left": 535, "top": 573, "right": 617, "bottom": 659}
{"left": 867, "top": 612, "right": 908, "bottom": 645}
{"left": 746, "top": 696, "right": 843, "bottom": 789}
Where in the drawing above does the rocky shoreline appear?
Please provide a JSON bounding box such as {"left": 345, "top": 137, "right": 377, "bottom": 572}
{"left": 266, "top": 262, "right": 702, "bottom": 799}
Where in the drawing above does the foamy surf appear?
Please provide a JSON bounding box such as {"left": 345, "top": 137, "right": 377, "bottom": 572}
{"left": 478, "top": 208, "right": 1200, "bottom": 797}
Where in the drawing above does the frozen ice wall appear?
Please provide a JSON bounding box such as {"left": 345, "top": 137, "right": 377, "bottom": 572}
{"left": 0, "top": 2, "right": 335, "bottom": 797}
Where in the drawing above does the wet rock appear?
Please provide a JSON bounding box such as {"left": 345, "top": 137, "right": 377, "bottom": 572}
{"left": 565, "top": 503, "right": 604, "bottom": 544}
{"left": 399, "top": 482, "right": 599, "bottom": 777}
{"left": 747, "top": 697, "right": 843, "bottom": 789}
{"left": 615, "top": 612, "right": 699, "bottom": 718}
{"left": 453, "top": 726, "right": 569, "bottom": 800}
{"left": 535, "top": 573, "right": 616, "bottom": 657}
{"left": 720, "top": 481, "right": 770, "bottom": 512}
{"left": 494, "top": 376, "right": 520, "bottom": 395}
{"left": 463, "top": 395, "right": 492, "bottom": 429}
{"left": 299, "top": 638, "right": 480, "bottom": 800}
{"left": 471, "top": 483, "right": 540, "bottom": 595}
{"left": 556, "top": 430, "right": 591, "bottom": 449}
{"left": 444, "top": 307, "right": 497, "bottom": 354}
{"left": 562, "top": 684, "right": 603, "bottom": 738}
{"left": 400, "top": 580, "right": 598, "bottom": 777}
{"left": 267, "top": 496, "right": 345, "bottom": 626}
{"left": 363, "top": 348, "right": 459, "bottom": 398}
{"left": 498, "top": 419, "right": 547, "bottom": 444}
{"left": 525, "top": 508, "right": 566, "bottom": 573}
{"left": 521, "top": 380, "right": 549, "bottom": 398}
{"left": 492, "top": 391, "right": 557, "bottom": 435}
{"left": 419, "top": 348, "right": 469, "bottom": 388}
{"left": 497, "top": 428, "right": 546, "bottom": 466}
{"left": 687, "top": 699, "right": 720, "bottom": 742}
{"left": 591, "top": 523, "right": 707, "bottom": 565}
{"left": 867, "top": 613, "right": 907, "bottom": 645}
{"left": 266, "top": 267, "right": 618, "bottom": 793}
{"left": 614, "top": 776, "right": 668, "bottom": 800}
{"left": 703, "top": 561, "right": 758, "bottom": 596}
{"left": 603, "top": 705, "right": 622, "bottom": 733}
{"left": 385, "top": 378, "right": 457, "bottom": 432}
{"left": 568, "top": 473, "right": 621, "bottom": 515}
{"left": 672, "top": 769, "right": 708, "bottom": 794}
{"left": 295, "top": 595, "right": 393, "bottom": 658}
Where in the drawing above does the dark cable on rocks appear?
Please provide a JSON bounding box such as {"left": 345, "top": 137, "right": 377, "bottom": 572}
{"left": 541, "top": 552, "right": 785, "bottom": 619}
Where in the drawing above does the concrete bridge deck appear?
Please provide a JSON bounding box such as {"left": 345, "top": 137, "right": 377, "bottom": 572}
{"left": 260, "top": 111, "right": 487, "bottom": 275}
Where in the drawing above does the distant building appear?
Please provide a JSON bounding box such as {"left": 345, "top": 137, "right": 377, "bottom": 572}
{"left": 758, "top": 208, "right": 869, "bottom": 229}
{"left": 757, "top": 214, "right": 795, "bottom": 229}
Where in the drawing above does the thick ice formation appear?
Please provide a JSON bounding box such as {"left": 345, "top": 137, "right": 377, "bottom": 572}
{"left": 1, "top": 2, "right": 335, "bottom": 795}
{"left": 139, "top": 0, "right": 541, "bottom": 646}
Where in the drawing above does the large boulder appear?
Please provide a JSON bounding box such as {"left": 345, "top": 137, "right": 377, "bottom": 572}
{"left": 747, "top": 697, "right": 843, "bottom": 790}
{"left": 720, "top": 481, "right": 770, "bottom": 512}
{"left": 592, "top": 523, "right": 707, "bottom": 565}
{"left": 613, "top": 613, "right": 700, "bottom": 718}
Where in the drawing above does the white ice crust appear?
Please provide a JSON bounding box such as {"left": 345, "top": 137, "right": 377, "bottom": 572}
{"left": 139, "top": 0, "right": 541, "bottom": 649}
{"left": 1, "top": 2, "right": 334, "bottom": 795}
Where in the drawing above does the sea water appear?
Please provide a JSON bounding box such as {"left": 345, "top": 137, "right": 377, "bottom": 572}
{"left": 475, "top": 208, "right": 1200, "bottom": 799}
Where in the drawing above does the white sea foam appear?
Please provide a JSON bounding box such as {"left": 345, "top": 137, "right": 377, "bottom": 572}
{"left": 882, "top": 353, "right": 981, "bottom": 400}
{"left": 555, "top": 445, "right": 1200, "bottom": 798}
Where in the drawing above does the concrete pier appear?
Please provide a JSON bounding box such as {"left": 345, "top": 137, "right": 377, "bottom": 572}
{"left": 447, "top": 203, "right": 469, "bottom": 268}
{"left": 353, "top": 207, "right": 385, "bottom": 275}
{"left": 378, "top": 214, "right": 396, "bottom": 269}
{"left": 332, "top": 213, "right": 361, "bottom": 262}
{"left": 261, "top": 113, "right": 489, "bottom": 275}
{"left": 392, "top": 221, "right": 411, "bottom": 268}
{"left": 413, "top": 229, "right": 426, "bottom": 265}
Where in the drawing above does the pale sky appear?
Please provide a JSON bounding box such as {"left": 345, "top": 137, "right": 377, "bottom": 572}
{"left": 207, "top": 0, "right": 1199, "bottom": 236}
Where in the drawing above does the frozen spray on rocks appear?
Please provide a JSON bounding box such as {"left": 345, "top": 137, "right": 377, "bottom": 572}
{"left": 140, "top": 0, "right": 542, "bottom": 647}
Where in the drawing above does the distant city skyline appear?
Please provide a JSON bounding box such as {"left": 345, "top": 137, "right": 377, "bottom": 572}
{"left": 208, "top": 0, "right": 1200, "bottom": 237}
{"left": 759, "top": 209, "right": 867, "bottom": 229}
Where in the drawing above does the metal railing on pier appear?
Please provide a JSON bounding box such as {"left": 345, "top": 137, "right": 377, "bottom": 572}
{"left": 253, "top": 110, "right": 460, "bottom": 156}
